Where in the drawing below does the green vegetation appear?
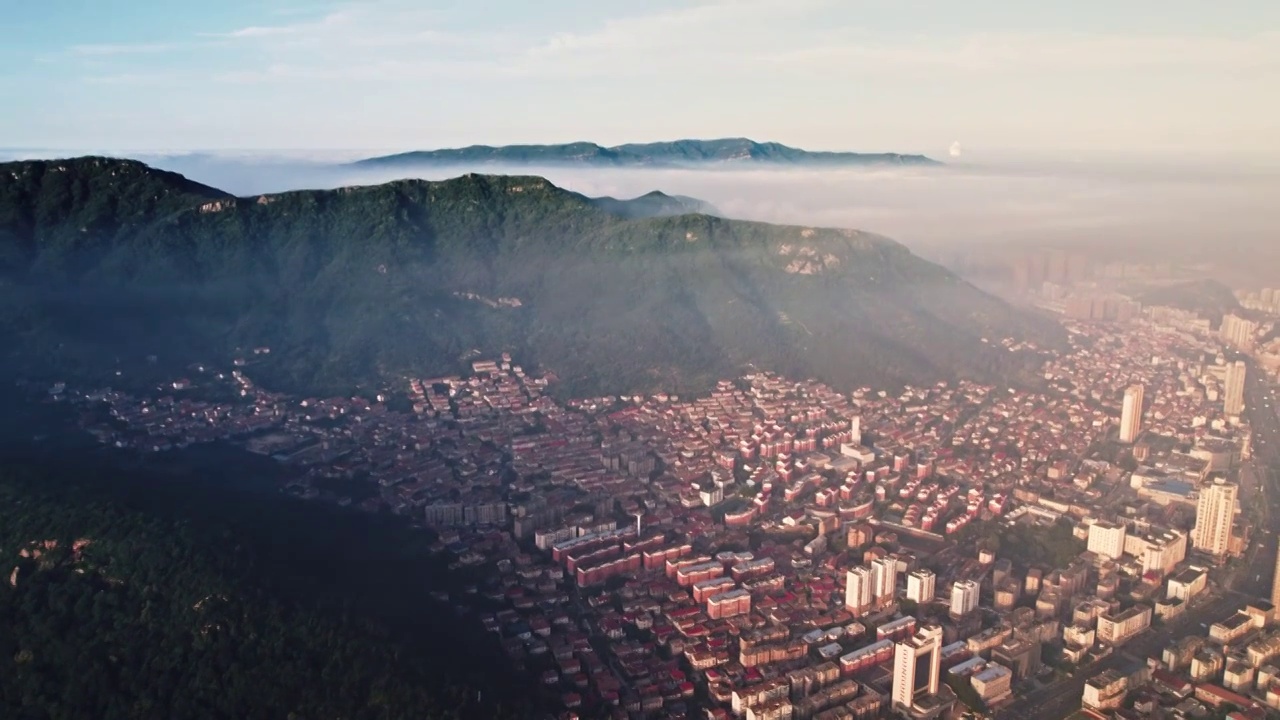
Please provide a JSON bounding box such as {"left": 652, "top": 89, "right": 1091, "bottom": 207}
{"left": 1136, "top": 279, "right": 1241, "bottom": 326}
{"left": 0, "top": 157, "right": 1061, "bottom": 397}
{"left": 959, "top": 517, "right": 1085, "bottom": 569}
{"left": 352, "top": 138, "right": 939, "bottom": 169}
{"left": 0, "top": 446, "right": 530, "bottom": 720}
{"left": 945, "top": 674, "right": 986, "bottom": 713}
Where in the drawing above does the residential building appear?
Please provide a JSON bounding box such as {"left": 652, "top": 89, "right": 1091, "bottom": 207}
{"left": 1225, "top": 361, "right": 1247, "bottom": 416}
{"left": 1272, "top": 542, "right": 1280, "bottom": 610}
{"left": 1119, "top": 384, "right": 1144, "bottom": 443}
{"left": 871, "top": 555, "right": 899, "bottom": 608}
{"left": 970, "top": 663, "right": 1013, "bottom": 705}
{"left": 907, "top": 569, "right": 936, "bottom": 604}
{"left": 1167, "top": 567, "right": 1208, "bottom": 602}
{"left": 950, "top": 579, "right": 980, "bottom": 618}
{"left": 1097, "top": 605, "right": 1152, "bottom": 645}
{"left": 1087, "top": 521, "right": 1127, "bottom": 560}
{"left": 846, "top": 566, "right": 873, "bottom": 616}
{"left": 1192, "top": 478, "right": 1238, "bottom": 556}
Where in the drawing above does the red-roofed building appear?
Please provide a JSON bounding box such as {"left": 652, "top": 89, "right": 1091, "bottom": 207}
{"left": 1194, "top": 684, "right": 1267, "bottom": 716}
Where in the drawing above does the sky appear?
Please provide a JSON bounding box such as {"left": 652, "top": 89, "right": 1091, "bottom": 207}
{"left": 3, "top": 0, "right": 1279, "bottom": 162}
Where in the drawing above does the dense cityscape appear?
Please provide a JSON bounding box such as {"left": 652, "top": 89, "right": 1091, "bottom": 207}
{"left": 32, "top": 281, "right": 1280, "bottom": 720}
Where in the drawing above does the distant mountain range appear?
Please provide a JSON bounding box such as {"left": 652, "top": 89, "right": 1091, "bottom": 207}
{"left": 0, "top": 157, "right": 1053, "bottom": 398}
{"left": 352, "top": 138, "right": 939, "bottom": 170}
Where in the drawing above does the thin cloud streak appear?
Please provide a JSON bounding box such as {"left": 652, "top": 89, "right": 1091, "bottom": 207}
{"left": 71, "top": 42, "right": 183, "bottom": 56}
{"left": 67, "top": 2, "right": 1280, "bottom": 81}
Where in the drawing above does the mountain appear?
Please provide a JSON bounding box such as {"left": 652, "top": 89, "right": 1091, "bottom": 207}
{"left": 1136, "top": 279, "right": 1241, "bottom": 326}
{"left": 0, "top": 157, "right": 1058, "bottom": 397}
{"left": 589, "top": 190, "right": 719, "bottom": 219}
{"left": 352, "top": 138, "right": 939, "bottom": 170}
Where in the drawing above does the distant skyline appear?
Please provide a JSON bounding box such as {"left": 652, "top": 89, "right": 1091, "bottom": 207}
{"left": 4, "top": 0, "right": 1279, "bottom": 162}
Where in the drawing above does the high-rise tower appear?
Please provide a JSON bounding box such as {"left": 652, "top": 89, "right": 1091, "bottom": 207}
{"left": 1119, "top": 384, "right": 1144, "bottom": 444}
{"left": 1224, "top": 361, "right": 1246, "bottom": 417}
{"left": 1192, "top": 478, "right": 1237, "bottom": 557}
{"left": 892, "top": 624, "right": 943, "bottom": 712}
{"left": 845, "top": 566, "right": 872, "bottom": 616}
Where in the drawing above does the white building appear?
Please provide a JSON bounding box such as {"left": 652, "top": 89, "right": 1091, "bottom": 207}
{"left": 1225, "top": 360, "right": 1247, "bottom": 416}
{"left": 1087, "top": 521, "right": 1127, "bottom": 560}
{"left": 871, "top": 556, "right": 899, "bottom": 608}
{"left": 950, "top": 579, "right": 980, "bottom": 618}
{"left": 846, "top": 566, "right": 873, "bottom": 616}
{"left": 1271, "top": 543, "right": 1280, "bottom": 610}
{"left": 1124, "top": 529, "right": 1188, "bottom": 575}
{"left": 1119, "top": 384, "right": 1144, "bottom": 444}
{"left": 1167, "top": 568, "right": 1208, "bottom": 602}
{"left": 970, "top": 662, "right": 1013, "bottom": 705}
{"left": 892, "top": 624, "right": 943, "bottom": 712}
{"left": 1192, "top": 478, "right": 1238, "bottom": 556}
{"left": 906, "top": 569, "right": 937, "bottom": 604}
{"left": 1097, "top": 605, "right": 1152, "bottom": 645}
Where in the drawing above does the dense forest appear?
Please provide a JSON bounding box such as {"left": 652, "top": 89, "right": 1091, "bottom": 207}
{"left": 0, "top": 157, "right": 1062, "bottom": 398}
{"left": 0, "top": 442, "right": 534, "bottom": 720}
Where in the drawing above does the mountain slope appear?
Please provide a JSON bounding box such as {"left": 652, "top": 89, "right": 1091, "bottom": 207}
{"left": 589, "top": 190, "right": 720, "bottom": 219}
{"left": 0, "top": 158, "right": 1057, "bottom": 396}
{"left": 0, "top": 446, "right": 530, "bottom": 720}
{"left": 1135, "top": 279, "right": 1240, "bottom": 326}
{"left": 353, "top": 138, "right": 938, "bottom": 170}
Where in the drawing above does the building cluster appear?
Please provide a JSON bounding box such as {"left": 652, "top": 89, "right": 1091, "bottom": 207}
{"left": 1238, "top": 288, "right": 1280, "bottom": 317}
{"left": 44, "top": 288, "right": 1280, "bottom": 719}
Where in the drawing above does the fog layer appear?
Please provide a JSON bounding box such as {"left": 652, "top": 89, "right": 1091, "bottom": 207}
{"left": 27, "top": 150, "right": 1279, "bottom": 280}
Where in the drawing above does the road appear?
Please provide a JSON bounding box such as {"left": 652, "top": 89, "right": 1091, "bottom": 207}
{"left": 1237, "top": 359, "right": 1280, "bottom": 601}
{"left": 998, "top": 360, "right": 1280, "bottom": 720}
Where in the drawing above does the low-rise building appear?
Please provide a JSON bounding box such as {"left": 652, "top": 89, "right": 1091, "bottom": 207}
{"left": 1097, "top": 605, "right": 1152, "bottom": 646}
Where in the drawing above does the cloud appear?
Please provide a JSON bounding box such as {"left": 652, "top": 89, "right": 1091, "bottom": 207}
{"left": 35, "top": 1, "right": 1279, "bottom": 158}
{"left": 71, "top": 42, "right": 182, "bottom": 56}
{"left": 82, "top": 72, "right": 184, "bottom": 86}
{"left": 63, "top": 2, "right": 1280, "bottom": 86}
{"left": 767, "top": 30, "right": 1280, "bottom": 74}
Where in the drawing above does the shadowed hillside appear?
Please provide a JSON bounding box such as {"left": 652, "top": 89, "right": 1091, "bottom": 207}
{"left": 0, "top": 157, "right": 1060, "bottom": 397}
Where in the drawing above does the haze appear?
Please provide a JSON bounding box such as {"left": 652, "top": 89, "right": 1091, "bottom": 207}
{"left": 10, "top": 151, "right": 1257, "bottom": 286}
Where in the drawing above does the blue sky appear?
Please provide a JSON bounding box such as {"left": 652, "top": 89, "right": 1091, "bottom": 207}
{"left": 4, "top": 0, "right": 1278, "bottom": 160}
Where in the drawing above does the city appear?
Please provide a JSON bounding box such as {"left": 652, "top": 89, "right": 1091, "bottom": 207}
{"left": 40, "top": 284, "right": 1280, "bottom": 720}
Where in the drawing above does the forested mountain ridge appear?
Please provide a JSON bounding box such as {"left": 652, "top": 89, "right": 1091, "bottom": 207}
{"left": 352, "top": 138, "right": 939, "bottom": 169}
{"left": 0, "top": 157, "right": 1060, "bottom": 397}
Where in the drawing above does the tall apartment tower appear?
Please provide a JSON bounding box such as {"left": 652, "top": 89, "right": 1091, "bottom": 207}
{"left": 950, "top": 579, "right": 980, "bottom": 617}
{"left": 1271, "top": 544, "right": 1280, "bottom": 610}
{"left": 845, "top": 566, "right": 873, "bottom": 616}
{"left": 850, "top": 416, "right": 862, "bottom": 446}
{"left": 1224, "top": 361, "right": 1247, "bottom": 417}
{"left": 892, "top": 624, "right": 944, "bottom": 712}
{"left": 1192, "top": 478, "right": 1238, "bottom": 557}
{"left": 871, "top": 556, "right": 899, "bottom": 608}
{"left": 906, "top": 569, "right": 937, "bottom": 604}
{"left": 1119, "top": 384, "right": 1144, "bottom": 444}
